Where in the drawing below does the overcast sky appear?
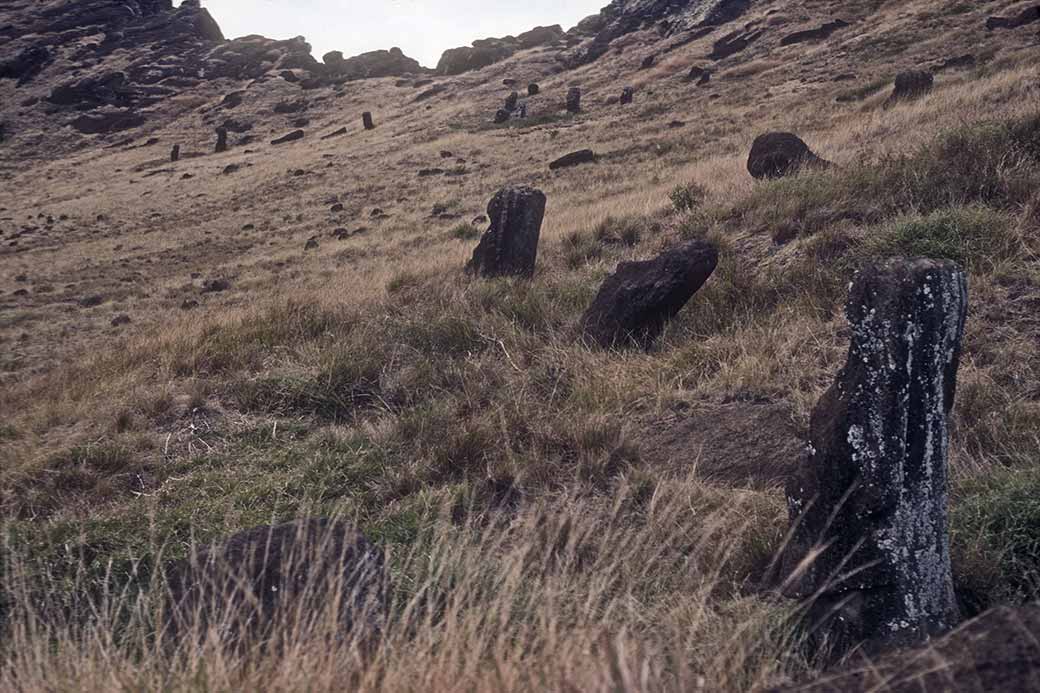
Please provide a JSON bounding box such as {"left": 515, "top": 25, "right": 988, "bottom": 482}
{"left": 194, "top": 1, "right": 607, "bottom": 68}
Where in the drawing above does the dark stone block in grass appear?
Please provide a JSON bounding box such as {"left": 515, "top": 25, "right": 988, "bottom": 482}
{"left": 466, "top": 186, "right": 546, "bottom": 278}
{"left": 884, "top": 70, "right": 934, "bottom": 108}
{"left": 580, "top": 239, "right": 718, "bottom": 349}
{"left": 747, "top": 132, "right": 831, "bottom": 179}
{"left": 271, "top": 129, "right": 304, "bottom": 145}
{"left": 549, "top": 149, "right": 597, "bottom": 170}
{"left": 781, "top": 258, "right": 967, "bottom": 656}
{"left": 165, "top": 519, "right": 387, "bottom": 647}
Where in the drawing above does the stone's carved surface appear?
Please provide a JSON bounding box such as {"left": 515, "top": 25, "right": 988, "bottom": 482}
{"left": 783, "top": 258, "right": 968, "bottom": 653}
{"left": 466, "top": 187, "right": 547, "bottom": 278}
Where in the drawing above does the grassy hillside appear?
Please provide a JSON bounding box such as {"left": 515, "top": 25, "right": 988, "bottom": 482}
{"left": 2, "top": 0, "right": 1040, "bottom": 689}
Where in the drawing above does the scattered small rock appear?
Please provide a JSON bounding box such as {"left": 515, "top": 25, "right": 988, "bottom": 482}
{"left": 78, "top": 294, "right": 105, "bottom": 308}
{"left": 304, "top": 237, "right": 319, "bottom": 251}
{"left": 640, "top": 54, "right": 656, "bottom": 70}
{"left": 111, "top": 314, "right": 131, "bottom": 327}
{"left": 418, "top": 168, "right": 445, "bottom": 177}
{"left": 330, "top": 203, "right": 344, "bottom": 213}
{"left": 222, "top": 164, "right": 240, "bottom": 175}
{"left": 780, "top": 19, "right": 850, "bottom": 46}
{"left": 528, "top": 83, "right": 540, "bottom": 96}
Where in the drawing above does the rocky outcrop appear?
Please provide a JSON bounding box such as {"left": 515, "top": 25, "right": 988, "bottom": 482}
{"left": 707, "top": 27, "right": 764, "bottom": 60}
{"left": 323, "top": 47, "right": 425, "bottom": 80}
{"left": 781, "top": 258, "right": 967, "bottom": 655}
{"left": 437, "top": 25, "right": 564, "bottom": 75}
{"left": 466, "top": 186, "right": 547, "bottom": 278}
{"left": 165, "top": 519, "right": 387, "bottom": 644}
{"left": 580, "top": 240, "right": 718, "bottom": 349}
{"left": 563, "top": 0, "right": 752, "bottom": 68}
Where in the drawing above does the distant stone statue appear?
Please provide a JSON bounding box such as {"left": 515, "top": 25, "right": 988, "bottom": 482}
{"left": 620, "top": 86, "right": 634, "bottom": 105}
{"left": 362, "top": 111, "right": 375, "bottom": 130}
{"left": 781, "top": 258, "right": 968, "bottom": 655}
{"left": 215, "top": 126, "right": 228, "bottom": 153}
{"left": 170, "top": 144, "right": 180, "bottom": 162}
{"left": 566, "top": 87, "right": 581, "bottom": 114}
{"left": 466, "top": 186, "right": 546, "bottom": 278}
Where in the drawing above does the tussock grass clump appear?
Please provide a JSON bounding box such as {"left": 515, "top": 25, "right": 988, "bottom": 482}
{"left": 0, "top": 481, "right": 800, "bottom": 692}
{"left": 737, "top": 114, "right": 1040, "bottom": 238}
{"left": 952, "top": 467, "right": 1040, "bottom": 614}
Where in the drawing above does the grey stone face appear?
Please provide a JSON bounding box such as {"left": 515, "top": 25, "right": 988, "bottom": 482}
{"left": 782, "top": 258, "right": 967, "bottom": 654}
{"left": 466, "top": 186, "right": 546, "bottom": 278}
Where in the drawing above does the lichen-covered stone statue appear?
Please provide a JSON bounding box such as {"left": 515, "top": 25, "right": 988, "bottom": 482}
{"left": 782, "top": 257, "right": 968, "bottom": 655}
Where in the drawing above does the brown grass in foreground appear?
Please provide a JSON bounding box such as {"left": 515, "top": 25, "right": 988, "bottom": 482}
{"left": 2, "top": 479, "right": 805, "bottom": 692}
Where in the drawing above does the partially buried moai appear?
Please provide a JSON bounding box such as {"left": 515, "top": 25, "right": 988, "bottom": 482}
{"left": 781, "top": 258, "right": 968, "bottom": 655}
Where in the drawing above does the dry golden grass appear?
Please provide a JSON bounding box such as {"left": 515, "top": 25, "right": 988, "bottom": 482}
{"left": 3, "top": 0, "right": 1040, "bottom": 689}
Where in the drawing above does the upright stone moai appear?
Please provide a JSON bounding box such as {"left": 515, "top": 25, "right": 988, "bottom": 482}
{"left": 465, "top": 186, "right": 546, "bottom": 279}
{"left": 362, "top": 112, "right": 375, "bottom": 130}
{"left": 170, "top": 144, "right": 180, "bottom": 162}
{"left": 782, "top": 258, "right": 968, "bottom": 655}
{"left": 215, "top": 127, "right": 228, "bottom": 153}
{"left": 566, "top": 87, "right": 582, "bottom": 114}
{"left": 620, "top": 86, "right": 634, "bottom": 105}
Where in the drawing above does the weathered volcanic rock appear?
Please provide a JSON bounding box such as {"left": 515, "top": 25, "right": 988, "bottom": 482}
{"left": 986, "top": 6, "right": 1040, "bottom": 30}
{"left": 780, "top": 19, "right": 850, "bottom": 46}
{"left": 466, "top": 186, "right": 547, "bottom": 278}
{"left": 747, "top": 132, "right": 830, "bottom": 180}
{"left": 708, "top": 27, "right": 764, "bottom": 60}
{"left": 323, "top": 46, "right": 425, "bottom": 80}
{"left": 782, "top": 258, "right": 968, "bottom": 655}
{"left": 563, "top": 0, "right": 752, "bottom": 67}
{"left": 620, "top": 86, "right": 635, "bottom": 104}
{"left": 580, "top": 240, "right": 718, "bottom": 349}
{"left": 768, "top": 605, "right": 1040, "bottom": 693}
{"left": 69, "top": 109, "right": 146, "bottom": 134}
{"left": 165, "top": 519, "right": 387, "bottom": 644}
{"left": 437, "top": 25, "right": 564, "bottom": 75}
{"left": 0, "top": 46, "right": 52, "bottom": 86}
{"left": 549, "top": 149, "right": 597, "bottom": 170}
{"left": 884, "top": 70, "right": 934, "bottom": 108}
